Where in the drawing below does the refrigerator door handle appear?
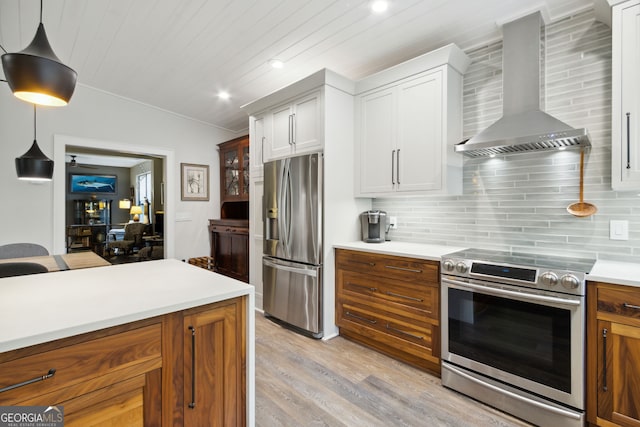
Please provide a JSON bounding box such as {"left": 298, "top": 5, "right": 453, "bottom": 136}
{"left": 263, "top": 258, "right": 318, "bottom": 277}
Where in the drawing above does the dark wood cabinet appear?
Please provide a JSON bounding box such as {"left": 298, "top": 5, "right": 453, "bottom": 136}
{"left": 209, "top": 219, "right": 249, "bottom": 283}
{"left": 335, "top": 249, "right": 441, "bottom": 375}
{"left": 218, "top": 135, "right": 249, "bottom": 203}
{"left": 587, "top": 281, "right": 640, "bottom": 427}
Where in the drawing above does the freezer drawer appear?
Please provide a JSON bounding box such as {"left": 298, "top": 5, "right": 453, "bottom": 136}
{"left": 263, "top": 257, "right": 322, "bottom": 337}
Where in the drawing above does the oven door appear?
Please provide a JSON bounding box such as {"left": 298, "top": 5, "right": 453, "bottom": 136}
{"left": 441, "top": 275, "right": 584, "bottom": 410}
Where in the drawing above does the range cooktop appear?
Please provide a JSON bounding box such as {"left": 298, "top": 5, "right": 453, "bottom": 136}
{"left": 442, "top": 248, "right": 596, "bottom": 274}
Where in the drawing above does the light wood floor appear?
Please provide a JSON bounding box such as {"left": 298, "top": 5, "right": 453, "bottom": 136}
{"left": 255, "top": 314, "right": 533, "bottom": 427}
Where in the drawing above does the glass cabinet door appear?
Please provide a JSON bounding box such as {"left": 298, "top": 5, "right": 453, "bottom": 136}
{"left": 224, "top": 149, "right": 240, "bottom": 197}
{"left": 219, "top": 136, "right": 249, "bottom": 202}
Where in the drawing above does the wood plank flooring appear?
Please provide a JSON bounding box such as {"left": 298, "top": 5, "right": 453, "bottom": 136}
{"left": 255, "top": 314, "right": 533, "bottom": 427}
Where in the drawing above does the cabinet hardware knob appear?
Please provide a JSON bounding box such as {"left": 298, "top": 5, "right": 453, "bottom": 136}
{"left": 0, "top": 368, "right": 56, "bottom": 394}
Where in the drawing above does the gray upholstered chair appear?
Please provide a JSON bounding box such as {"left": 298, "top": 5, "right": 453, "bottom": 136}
{"left": 0, "top": 262, "right": 48, "bottom": 278}
{"left": 107, "top": 222, "right": 146, "bottom": 255}
{"left": 0, "top": 243, "right": 49, "bottom": 259}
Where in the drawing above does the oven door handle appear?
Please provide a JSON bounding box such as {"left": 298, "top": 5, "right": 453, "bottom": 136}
{"left": 442, "top": 277, "right": 581, "bottom": 307}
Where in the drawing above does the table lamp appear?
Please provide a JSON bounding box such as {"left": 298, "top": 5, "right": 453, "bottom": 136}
{"left": 130, "top": 205, "right": 143, "bottom": 222}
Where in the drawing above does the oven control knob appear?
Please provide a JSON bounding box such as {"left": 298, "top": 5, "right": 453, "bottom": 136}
{"left": 442, "top": 260, "right": 455, "bottom": 272}
{"left": 455, "top": 262, "right": 468, "bottom": 274}
{"left": 560, "top": 274, "right": 580, "bottom": 290}
{"left": 540, "top": 272, "right": 558, "bottom": 287}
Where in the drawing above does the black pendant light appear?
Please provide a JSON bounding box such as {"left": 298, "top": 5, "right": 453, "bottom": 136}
{"left": 1, "top": 0, "right": 77, "bottom": 106}
{"left": 16, "top": 105, "right": 54, "bottom": 181}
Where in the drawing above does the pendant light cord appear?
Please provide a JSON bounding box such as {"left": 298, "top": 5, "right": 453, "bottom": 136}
{"left": 40, "top": 0, "right": 43, "bottom": 23}
{"left": 33, "top": 105, "right": 37, "bottom": 140}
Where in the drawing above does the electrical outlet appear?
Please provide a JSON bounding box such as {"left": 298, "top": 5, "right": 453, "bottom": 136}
{"left": 389, "top": 216, "right": 398, "bottom": 230}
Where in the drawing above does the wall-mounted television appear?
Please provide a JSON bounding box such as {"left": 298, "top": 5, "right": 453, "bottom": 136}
{"left": 69, "top": 174, "right": 117, "bottom": 194}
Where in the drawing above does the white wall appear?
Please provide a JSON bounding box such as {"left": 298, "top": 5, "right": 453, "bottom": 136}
{"left": 0, "top": 83, "right": 239, "bottom": 260}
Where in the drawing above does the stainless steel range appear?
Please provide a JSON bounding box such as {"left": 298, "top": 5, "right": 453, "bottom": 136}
{"left": 440, "top": 248, "right": 596, "bottom": 427}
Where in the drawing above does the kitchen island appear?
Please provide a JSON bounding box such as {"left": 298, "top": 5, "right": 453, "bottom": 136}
{"left": 0, "top": 259, "right": 255, "bottom": 426}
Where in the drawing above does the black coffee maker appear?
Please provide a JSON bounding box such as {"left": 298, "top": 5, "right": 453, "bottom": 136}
{"left": 360, "top": 210, "right": 387, "bottom": 243}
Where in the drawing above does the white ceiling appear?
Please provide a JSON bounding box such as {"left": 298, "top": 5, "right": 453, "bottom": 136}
{"left": 1, "top": 0, "right": 600, "bottom": 134}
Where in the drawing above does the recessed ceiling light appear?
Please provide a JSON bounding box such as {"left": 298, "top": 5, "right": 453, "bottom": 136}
{"left": 218, "top": 91, "right": 230, "bottom": 100}
{"left": 268, "top": 59, "right": 284, "bottom": 69}
{"left": 370, "top": 0, "right": 389, "bottom": 14}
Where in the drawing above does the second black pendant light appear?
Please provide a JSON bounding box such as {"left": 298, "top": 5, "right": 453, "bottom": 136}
{"left": 16, "top": 105, "right": 54, "bottom": 181}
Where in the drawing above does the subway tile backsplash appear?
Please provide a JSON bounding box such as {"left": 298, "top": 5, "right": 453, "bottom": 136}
{"left": 372, "top": 9, "right": 640, "bottom": 262}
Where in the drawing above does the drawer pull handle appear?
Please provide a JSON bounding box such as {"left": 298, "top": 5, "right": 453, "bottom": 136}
{"left": 623, "top": 302, "right": 640, "bottom": 310}
{"left": 348, "top": 260, "right": 376, "bottom": 267}
{"left": 602, "top": 328, "right": 608, "bottom": 392}
{"left": 347, "top": 282, "right": 377, "bottom": 292}
{"left": 188, "top": 325, "right": 196, "bottom": 409}
{"left": 627, "top": 112, "right": 631, "bottom": 169}
{"left": 385, "top": 323, "right": 424, "bottom": 340}
{"left": 345, "top": 311, "right": 377, "bottom": 324}
{"left": 385, "top": 291, "right": 423, "bottom": 302}
{"left": 384, "top": 265, "right": 422, "bottom": 273}
{"left": 0, "top": 368, "right": 56, "bottom": 394}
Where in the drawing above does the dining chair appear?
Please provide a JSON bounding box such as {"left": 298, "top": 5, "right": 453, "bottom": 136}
{"left": 0, "top": 243, "right": 49, "bottom": 259}
{"left": 0, "top": 262, "right": 49, "bottom": 278}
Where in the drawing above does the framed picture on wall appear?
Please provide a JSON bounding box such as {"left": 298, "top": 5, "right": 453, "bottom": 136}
{"left": 69, "top": 173, "right": 117, "bottom": 194}
{"left": 181, "top": 163, "right": 209, "bottom": 201}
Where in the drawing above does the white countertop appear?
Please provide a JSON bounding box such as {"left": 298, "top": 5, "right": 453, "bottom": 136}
{"left": 588, "top": 260, "right": 640, "bottom": 288}
{"left": 335, "top": 241, "right": 640, "bottom": 289}
{"left": 0, "top": 259, "right": 254, "bottom": 353}
{"left": 334, "top": 241, "right": 466, "bottom": 261}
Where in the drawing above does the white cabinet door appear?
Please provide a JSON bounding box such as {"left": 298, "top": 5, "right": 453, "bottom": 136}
{"left": 291, "top": 91, "right": 322, "bottom": 155}
{"left": 612, "top": 0, "right": 640, "bottom": 189}
{"left": 358, "top": 88, "right": 396, "bottom": 194}
{"left": 250, "top": 114, "right": 268, "bottom": 175}
{"left": 266, "top": 90, "right": 323, "bottom": 162}
{"left": 396, "top": 72, "right": 443, "bottom": 192}
{"left": 270, "top": 104, "right": 294, "bottom": 160}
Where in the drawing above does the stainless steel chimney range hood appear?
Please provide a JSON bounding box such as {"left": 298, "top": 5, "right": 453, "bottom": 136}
{"left": 455, "top": 12, "right": 591, "bottom": 158}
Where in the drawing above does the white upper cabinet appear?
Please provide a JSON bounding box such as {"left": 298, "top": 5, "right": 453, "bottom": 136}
{"left": 242, "top": 71, "right": 343, "bottom": 165}
{"left": 269, "top": 90, "right": 322, "bottom": 160}
{"left": 355, "top": 44, "right": 470, "bottom": 197}
{"left": 611, "top": 0, "right": 640, "bottom": 190}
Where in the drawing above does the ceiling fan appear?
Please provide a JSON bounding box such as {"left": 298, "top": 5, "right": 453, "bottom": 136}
{"left": 68, "top": 155, "right": 99, "bottom": 169}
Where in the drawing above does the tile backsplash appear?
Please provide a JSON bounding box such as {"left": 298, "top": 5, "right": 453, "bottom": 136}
{"left": 373, "top": 9, "right": 640, "bottom": 262}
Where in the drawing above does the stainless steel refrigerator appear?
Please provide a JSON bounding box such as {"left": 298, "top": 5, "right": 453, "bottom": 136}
{"left": 263, "top": 152, "right": 323, "bottom": 338}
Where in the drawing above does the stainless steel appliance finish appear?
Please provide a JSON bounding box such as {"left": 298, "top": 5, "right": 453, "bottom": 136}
{"left": 263, "top": 153, "right": 323, "bottom": 337}
{"left": 360, "top": 210, "right": 387, "bottom": 243}
{"left": 440, "top": 248, "right": 595, "bottom": 427}
{"left": 455, "top": 12, "right": 591, "bottom": 157}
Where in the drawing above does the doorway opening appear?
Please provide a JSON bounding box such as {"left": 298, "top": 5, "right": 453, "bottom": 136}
{"left": 52, "top": 135, "right": 175, "bottom": 259}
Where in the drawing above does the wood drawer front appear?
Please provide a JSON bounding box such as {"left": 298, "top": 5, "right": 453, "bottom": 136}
{"left": 336, "top": 249, "right": 438, "bottom": 283}
{"left": 339, "top": 270, "right": 438, "bottom": 318}
{"left": 0, "top": 324, "right": 162, "bottom": 405}
{"left": 597, "top": 286, "right": 640, "bottom": 320}
{"left": 209, "top": 225, "right": 249, "bottom": 234}
{"left": 337, "top": 302, "right": 436, "bottom": 359}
